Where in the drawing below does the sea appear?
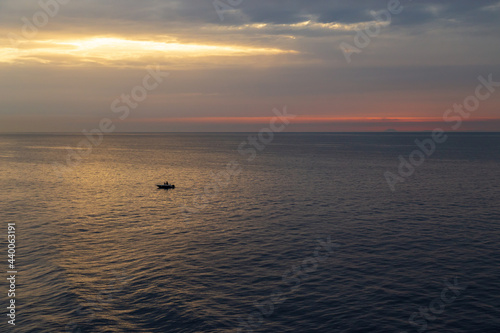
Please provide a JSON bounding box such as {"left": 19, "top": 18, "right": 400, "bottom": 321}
{"left": 0, "top": 132, "right": 499, "bottom": 333}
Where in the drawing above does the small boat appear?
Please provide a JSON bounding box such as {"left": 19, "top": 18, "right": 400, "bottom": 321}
{"left": 157, "top": 184, "right": 175, "bottom": 189}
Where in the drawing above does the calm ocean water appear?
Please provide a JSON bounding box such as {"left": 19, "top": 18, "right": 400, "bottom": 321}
{"left": 1, "top": 133, "right": 499, "bottom": 333}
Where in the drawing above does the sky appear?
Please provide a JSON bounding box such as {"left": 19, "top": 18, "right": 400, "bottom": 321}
{"left": 0, "top": 0, "right": 499, "bottom": 132}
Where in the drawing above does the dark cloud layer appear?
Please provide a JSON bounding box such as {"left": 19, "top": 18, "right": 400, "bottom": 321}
{"left": 2, "top": 0, "right": 500, "bottom": 29}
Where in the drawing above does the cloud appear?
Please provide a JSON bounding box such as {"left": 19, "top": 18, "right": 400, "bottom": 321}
{"left": 0, "top": 35, "right": 297, "bottom": 66}
{"left": 1, "top": 0, "right": 500, "bottom": 132}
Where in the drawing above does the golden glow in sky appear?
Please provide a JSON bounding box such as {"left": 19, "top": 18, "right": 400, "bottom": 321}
{"left": 0, "top": 36, "right": 297, "bottom": 65}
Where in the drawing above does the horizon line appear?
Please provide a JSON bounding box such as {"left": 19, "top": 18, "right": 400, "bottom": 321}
{"left": 1, "top": 131, "right": 500, "bottom": 134}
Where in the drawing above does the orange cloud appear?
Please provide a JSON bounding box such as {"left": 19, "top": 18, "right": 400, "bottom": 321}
{"left": 126, "top": 115, "right": 487, "bottom": 124}
{"left": 124, "top": 115, "right": 500, "bottom": 132}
